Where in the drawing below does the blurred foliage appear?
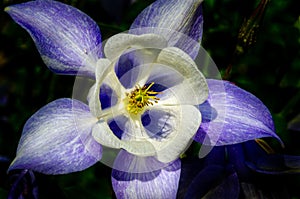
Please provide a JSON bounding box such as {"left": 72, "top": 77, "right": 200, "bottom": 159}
{"left": 0, "top": 0, "right": 299, "bottom": 198}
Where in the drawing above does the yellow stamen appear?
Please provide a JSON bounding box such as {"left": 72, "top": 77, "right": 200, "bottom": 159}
{"left": 125, "top": 82, "right": 160, "bottom": 114}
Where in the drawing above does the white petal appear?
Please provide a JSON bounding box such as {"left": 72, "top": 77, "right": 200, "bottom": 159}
{"left": 150, "top": 105, "right": 201, "bottom": 163}
{"left": 92, "top": 120, "right": 156, "bottom": 157}
{"left": 92, "top": 119, "right": 123, "bottom": 148}
{"left": 88, "top": 59, "right": 111, "bottom": 117}
{"left": 156, "top": 47, "right": 208, "bottom": 105}
{"left": 145, "top": 63, "right": 184, "bottom": 90}
{"left": 88, "top": 58, "right": 125, "bottom": 118}
{"left": 141, "top": 108, "right": 177, "bottom": 141}
{"left": 104, "top": 33, "right": 168, "bottom": 60}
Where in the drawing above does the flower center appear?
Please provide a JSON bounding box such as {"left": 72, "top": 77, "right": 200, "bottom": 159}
{"left": 125, "top": 82, "right": 160, "bottom": 114}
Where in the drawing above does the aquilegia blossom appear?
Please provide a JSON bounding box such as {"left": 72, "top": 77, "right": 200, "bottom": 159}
{"left": 5, "top": 0, "right": 282, "bottom": 198}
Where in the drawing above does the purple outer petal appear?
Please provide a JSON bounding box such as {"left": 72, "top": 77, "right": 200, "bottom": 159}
{"left": 5, "top": 0, "right": 102, "bottom": 76}
{"left": 111, "top": 151, "right": 181, "bottom": 198}
{"left": 130, "top": 0, "right": 203, "bottom": 59}
{"left": 195, "top": 79, "right": 283, "bottom": 146}
{"left": 8, "top": 98, "right": 101, "bottom": 174}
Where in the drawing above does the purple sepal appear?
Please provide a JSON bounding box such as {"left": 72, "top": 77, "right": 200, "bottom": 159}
{"left": 8, "top": 98, "right": 101, "bottom": 174}
{"left": 5, "top": 0, "right": 102, "bottom": 76}
{"left": 195, "top": 79, "right": 283, "bottom": 146}
{"left": 130, "top": 0, "right": 203, "bottom": 59}
{"left": 111, "top": 150, "right": 181, "bottom": 198}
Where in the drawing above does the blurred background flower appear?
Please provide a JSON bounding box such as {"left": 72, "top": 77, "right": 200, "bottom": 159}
{"left": 177, "top": 140, "right": 300, "bottom": 199}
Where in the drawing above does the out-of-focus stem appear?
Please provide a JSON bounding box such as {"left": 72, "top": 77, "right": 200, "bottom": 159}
{"left": 224, "top": 0, "right": 270, "bottom": 79}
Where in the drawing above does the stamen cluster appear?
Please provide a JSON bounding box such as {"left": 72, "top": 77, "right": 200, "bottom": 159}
{"left": 126, "top": 82, "right": 160, "bottom": 114}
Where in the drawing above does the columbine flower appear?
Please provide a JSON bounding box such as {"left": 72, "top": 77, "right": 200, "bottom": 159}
{"left": 88, "top": 30, "right": 210, "bottom": 160}
{"left": 5, "top": 0, "right": 283, "bottom": 198}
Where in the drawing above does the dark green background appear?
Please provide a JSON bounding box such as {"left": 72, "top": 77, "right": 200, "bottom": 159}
{"left": 0, "top": 0, "right": 299, "bottom": 198}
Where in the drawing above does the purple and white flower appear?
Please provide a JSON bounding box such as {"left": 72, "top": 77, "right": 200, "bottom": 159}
{"left": 5, "top": 0, "right": 283, "bottom": 198}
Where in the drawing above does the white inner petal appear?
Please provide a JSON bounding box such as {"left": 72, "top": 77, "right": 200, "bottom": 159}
{"left": 104, "top": 33, "right": 168, "bottom": 60}
{"left": 114, "top": 47, "right": 162, "bottom": 89}
{"left": 88, "top": 58, "right": 126, "bottom": 118}
{"left": 92, "top": 119, "right": 123, "bottom": 149}
{"left": 149, "top": 105, "right": 202, "bottom": 163}
{"left": 88, "top": 58, "right": 112, "bottom": 117}
{"left": 142, "top": 108, "right": 177, "bottom": 141}
{"left": 92, "top": 119, "right": 157, "bottom": 157}
{"left": 145, "top": 63, "right": 184, "bottom": 90}
{"left": 102, "top": 69, "right": 126, "bottom": 99}
{"left": 118, "top": 63, "right": 154, "bottom": 91}
{"left": 89, "top": 34, "right": 207, "bottom": 162}
{"left": 121, "top": 115, "right": 150, "bottom": 141}
{"left": 156, "top": 47, "right": 208, "bottom": 105}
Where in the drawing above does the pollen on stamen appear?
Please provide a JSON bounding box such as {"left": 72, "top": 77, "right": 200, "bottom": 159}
{"left": 125, "top": 82, "right": 161, "bottom": 115}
